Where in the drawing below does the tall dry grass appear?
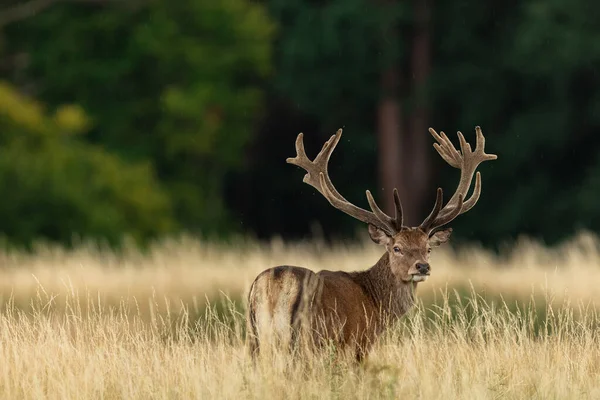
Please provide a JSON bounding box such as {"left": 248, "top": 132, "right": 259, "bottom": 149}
{"left": 0, "top": 232, "right": 599, "bottom": 399}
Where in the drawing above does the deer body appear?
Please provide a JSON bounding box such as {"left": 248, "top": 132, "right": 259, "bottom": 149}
{"left": 247, "top": 252, "right": 421, "bottom": 360}
{"left": 248, "top": 265, "right": 379, "bottom": 359}
{"left": 247, "top": 127, "right": 497, "bottom": 360}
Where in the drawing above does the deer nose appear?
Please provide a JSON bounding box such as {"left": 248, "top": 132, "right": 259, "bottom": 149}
{"left": 416, "top": 263, "right": 430, "bottom": 275}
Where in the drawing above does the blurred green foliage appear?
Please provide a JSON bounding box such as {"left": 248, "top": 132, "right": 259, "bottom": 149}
{"left": 4, "top": 0, "right": 274, "bottom": 243}
{"left": 0, "top": 82, "right": 173, "bottom": 245}
{"left": 1, "top": 0, "right": 600, "bottom": 248}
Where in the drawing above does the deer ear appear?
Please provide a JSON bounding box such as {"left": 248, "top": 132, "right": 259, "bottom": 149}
{"left": 429, "top": 228, "right": 452, "bottom": 247}
{"left": 368, "top": 224, "right": 392, "bottom": 245}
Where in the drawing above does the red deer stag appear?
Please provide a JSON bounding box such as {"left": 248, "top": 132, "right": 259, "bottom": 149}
{"left": 246, "top": 126, "right": 497, "bottom": 361}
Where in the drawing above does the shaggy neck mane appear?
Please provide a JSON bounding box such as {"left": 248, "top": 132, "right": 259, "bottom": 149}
{"left": 351, "top": 253, "right": 417, "bottom": 323}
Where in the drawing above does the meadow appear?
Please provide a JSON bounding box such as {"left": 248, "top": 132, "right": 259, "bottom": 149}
{"left": 1, "top": 233, "right": 600, "bottom": 399}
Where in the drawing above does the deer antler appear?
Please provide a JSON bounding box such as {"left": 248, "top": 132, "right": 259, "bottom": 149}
{"left": 420, "top": 126, "right": 497, "bottom": 233}
{"left": 286, "top": 129, "right": 403, "bottom": 235}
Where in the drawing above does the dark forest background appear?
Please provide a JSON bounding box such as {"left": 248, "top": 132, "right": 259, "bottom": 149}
{"left": 1, "top": 0, "right": 599, "bottom": 249}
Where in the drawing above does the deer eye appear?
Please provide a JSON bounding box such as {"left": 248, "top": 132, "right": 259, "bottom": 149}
{"left": 393, "top": 246, "right": 402, "bottom": 254}
{"left": 427, "top": 248, "right": 432, "bottom": 254}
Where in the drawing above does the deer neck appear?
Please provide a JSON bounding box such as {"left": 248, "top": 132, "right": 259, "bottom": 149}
{"left": 356, "top": 253, "right": 417, "bottom": 322}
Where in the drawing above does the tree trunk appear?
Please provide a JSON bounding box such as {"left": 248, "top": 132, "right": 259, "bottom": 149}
{"left": 405, "top": 0, "right": 432, "bottom": 225}
{"left": 376, "top": 66, "right": 405, "bottom": 219}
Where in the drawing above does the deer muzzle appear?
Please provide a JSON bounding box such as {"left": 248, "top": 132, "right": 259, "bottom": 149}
{"left": 415, "top": 262, "right": 430, "bottom": 275}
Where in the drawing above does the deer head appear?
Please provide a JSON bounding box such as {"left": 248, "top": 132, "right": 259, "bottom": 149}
{"left": 286, "top": 126, "right": 497, "bottom": 283}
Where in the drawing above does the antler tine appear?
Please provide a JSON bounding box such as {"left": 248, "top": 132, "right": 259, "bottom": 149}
{"left": 430, "top": 194, "right": 464, "bottom": 228}
{"left": 364, "top": 187, "right": 404, "bottom": 232}
{"left": 319, "top": 174, "right": 396, "bottom": 235}
{"left": 287, "top": 128, "right": 401, "bottom": 235}
{"left": 422, "top": 126, "right": 497, "bottom": 232}
{"left": 430, "top": 128, "right": 461, "bottom": 168}
{"left": 392, "top": 188, "right": 403, "bottom": 230}
{"left": 459, "top": 171, "right": 482, "bottom": 213}
{"left": 366, "top": 190, "right": 396, "bottom": 230}
{"left": 439, "top": 126, "right": 496, "bottom": 212}
{"left": 314, "top": 129, "right": 341, "bottom": 164}
{"left": 431, "top": 165, "right": 484, "bottom": 221}
{"left": 419, "top": 188, "right": 444, "bottom": 232}
{"left": 286, "top": 129, "right": 346, "bottom": 200}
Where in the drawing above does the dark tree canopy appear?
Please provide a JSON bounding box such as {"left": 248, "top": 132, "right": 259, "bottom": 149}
{"left": 0, "top": 0, "right": 599, "bottom": 249}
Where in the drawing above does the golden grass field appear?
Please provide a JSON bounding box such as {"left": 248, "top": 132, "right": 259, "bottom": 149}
{"left": 1, "top": 232, "right": 600, "bottom": 399}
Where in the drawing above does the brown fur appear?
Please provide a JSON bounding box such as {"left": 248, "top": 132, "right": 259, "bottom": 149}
{"left": 247, "top": 227, "right": 451, "bottom": 361}
{"left": 247, "top": 126, "right": 496, "bottom": 360}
